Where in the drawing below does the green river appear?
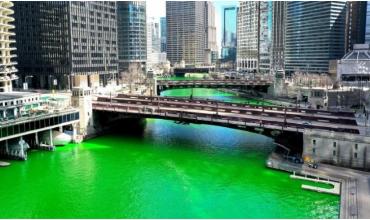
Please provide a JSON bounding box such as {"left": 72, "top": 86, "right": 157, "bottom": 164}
{"left": 0, "top": 88, "right": 339, "bottom": 218}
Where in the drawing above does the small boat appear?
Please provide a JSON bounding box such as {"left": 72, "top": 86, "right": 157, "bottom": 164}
{"left": 0, "top": 161, "right": 10, "bottom": 167}
{"left": 41, "top": 130, "right": 72, "bottom": 146}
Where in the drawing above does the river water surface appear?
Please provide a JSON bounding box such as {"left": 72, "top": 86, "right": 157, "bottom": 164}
{"left": 0, "top": 88, "right": 339, "bottom": 218}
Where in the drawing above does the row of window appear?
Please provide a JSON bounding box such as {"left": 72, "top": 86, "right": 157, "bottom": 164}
{"left": 0, "top": 113, "right": 79, "bottom": 138}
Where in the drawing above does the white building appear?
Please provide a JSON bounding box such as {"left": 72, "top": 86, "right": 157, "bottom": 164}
{"left": 0, "top": 1, "right": 17, "bottom": 92}
{"left": 337, "top": 44, "right": 370, "bottom": 84}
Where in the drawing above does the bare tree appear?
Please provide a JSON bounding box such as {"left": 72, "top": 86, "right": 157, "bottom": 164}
{"left": 120, "top": 62, "right": 146, "bottom": 94}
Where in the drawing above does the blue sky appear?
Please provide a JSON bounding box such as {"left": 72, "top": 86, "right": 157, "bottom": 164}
{"left": 147, "top": 0, "right": 239, "bottom": 50}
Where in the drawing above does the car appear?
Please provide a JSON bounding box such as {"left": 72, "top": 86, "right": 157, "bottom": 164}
{"left": 283, "top": 155, "right": 304, "bottom": 164}
{"left": 307, "top": 161, "right": 318, "bottom": 169}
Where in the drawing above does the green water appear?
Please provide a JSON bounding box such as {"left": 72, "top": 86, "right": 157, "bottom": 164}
{"left": 161, "top": 88, "right": 273, "bottom": 106}
{"left": 0, "top": 89, "right": 339, "bottom": 218}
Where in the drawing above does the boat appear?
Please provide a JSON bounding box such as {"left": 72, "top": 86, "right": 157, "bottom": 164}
{"left": 0, "top": 161, "right": 10, "bottom": 167}
{"left": 41, "top": 130, "right": 72, "bottom": 146}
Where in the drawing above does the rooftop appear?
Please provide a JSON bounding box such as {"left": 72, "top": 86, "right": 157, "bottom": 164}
{"left": 342, "top": 44, "right": 370, "bottom": 61}
{"left": 0, "top": 92, "right": 39, "bottom": 101}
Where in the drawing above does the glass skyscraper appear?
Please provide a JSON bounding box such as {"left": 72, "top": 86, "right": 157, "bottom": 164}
{"left": 117, "top": 1, "right": 147, "bottom": 72}
{"left": 366, "top": 1, "right": 370, "bottom": 44}
{"left": 160, "top": 17, "right": 166, "bottom": 53}
{"left": 285, "top": 1, "right": 347, "bottom": 74}
{"left": 221, "top": 6, "right": 237, "bottom": 62}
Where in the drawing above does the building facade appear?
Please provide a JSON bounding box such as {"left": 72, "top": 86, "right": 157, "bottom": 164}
{"left": 117, "top": 1, "right": 146, "bottom": 72}
{"left": 365, "top": 2, "right": 370, "bottom": 44}
{"left": 0, "top": 1, "right": 17, "bottom": 92}
{"left": 345, "top": 1, "right": 366, "bottom": 52}
{"left": 14, "top": 1, "right": 118, "bottom": 90}
{"left": 160, "top": 17, "right": 166, "bottom": 53}
{"left": 166, "top": 1, "right": 207, "bottom": 66}
{"left": 205, "top": 2, "right": 218, "bottom": 65}
{"left": 237, "top": 1, "right": 272, "bottom": 74}
{"left": 221, "top": 6, "right": 237, "bottom": 62}
{"left": 147, "top": 17, "right": 164, "bottom": 68}
{"left": 271, "top": 1, "right": 286, "bottom": 73}
{"left": 285, "top": 1, "right": 347, "bottom": 74}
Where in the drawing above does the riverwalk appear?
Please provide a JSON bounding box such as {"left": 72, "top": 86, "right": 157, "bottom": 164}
{"left": 267, "top": 153, "right": 370, "bottom": 219}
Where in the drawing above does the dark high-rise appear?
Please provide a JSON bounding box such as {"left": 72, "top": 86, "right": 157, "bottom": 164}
{"left": 285, "top": 1, "right": 347, "bottom": 74}
{"left": 345, "top": 1, "right": 367, "bottom": 52}
{"left": 14, "top": 1, "right": 118, "bottom": 90}
{"left": 117, "top": 1, "right": 146, "bottom": 72}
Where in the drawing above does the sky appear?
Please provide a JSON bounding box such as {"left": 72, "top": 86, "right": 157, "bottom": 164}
{"left": 146, "top": 0, "right": 239, "bottom": 52}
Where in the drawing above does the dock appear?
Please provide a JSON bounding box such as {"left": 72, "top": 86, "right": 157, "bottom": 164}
{"left": 290, "top": 172, "right": 340, "bottom": 195}
{"left": 267, "top": 152, "right": 370, "bottom": 219}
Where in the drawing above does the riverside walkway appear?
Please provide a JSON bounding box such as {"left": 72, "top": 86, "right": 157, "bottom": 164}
{"left": 267, "top": 153, "right": 370, "bottom": 219}
{"left": 93, "top": 94, "right": 360, "bottom": 134}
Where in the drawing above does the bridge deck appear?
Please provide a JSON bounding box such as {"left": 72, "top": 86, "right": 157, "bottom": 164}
{"left": 93, "top": 95, "right": 360, "bottom": 134}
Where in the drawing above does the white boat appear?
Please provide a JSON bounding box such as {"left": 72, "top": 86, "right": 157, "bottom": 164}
{"left": 41, "top": 130, "right": 72, "bottom": 146}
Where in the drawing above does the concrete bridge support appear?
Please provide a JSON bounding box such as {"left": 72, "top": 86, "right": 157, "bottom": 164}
{"left": 0, "top": 138, "right": 30, "bottom": 160}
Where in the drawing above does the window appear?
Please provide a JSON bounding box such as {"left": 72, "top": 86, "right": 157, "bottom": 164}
{"left": 333, "top": 150, "right": 336, "bottom": 156}
{"left": 333, "top": 142, "right": 336, "bottom": 147}
{"left": 355, "top": 144, "right": 358, "bottom": 150}
{"left": 312, "top": 148, "right": 316, "bottom": 155}
{"left": 312, "top": 139, "right": 316, "bottom": 145}
{"left": 354, "top": 153, "right": 358, "bottom": 159}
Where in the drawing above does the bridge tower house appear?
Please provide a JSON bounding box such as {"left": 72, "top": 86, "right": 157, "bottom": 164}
{"left": 71, "top": 87, "right": 94, "bottom": 139}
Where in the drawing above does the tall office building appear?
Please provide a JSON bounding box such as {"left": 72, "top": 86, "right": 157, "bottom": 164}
{"left": 117, "top": 1, "right": 146, "bottom": 72}
{"left": 345, "top": 1, "right": 366, "bottom": 52}
{"left": 166, "top": 1, "right": 207, "bottom": 66}
{"left": 0, "top": 1, "right": 17, "bottom": 92}
{"left": 237, "top": 1, "right": 272, "bottom": 74}
{"left": 221, "top": 6, "right": 237, "bottom": 62}
{"left": 285, "top": 1, "right": 346, "bottom": 74}
{"left": 366, "top": 2, "right": 370, "bottom": 44}
{"left": 147, "top": 17, "right": 163, "bottom": 68}
{"left": 160, "top": 17, "right": 166, "bottom": 53}
{"left": 14, "top": 1, "right": 118, "bottom": 90}
{"left": 205, "top": 2, "right": 218, "bottom": 65}
{"left": 271, "top": 1, "right": 286, "bottom": 73}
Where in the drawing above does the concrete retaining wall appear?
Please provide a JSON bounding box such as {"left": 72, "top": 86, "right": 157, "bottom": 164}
{"left": 303, "top": 130, "right": 370, "bottom": 169}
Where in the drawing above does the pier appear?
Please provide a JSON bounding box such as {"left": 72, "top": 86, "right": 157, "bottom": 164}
{"left": 267, "top": 153, "right": 370, "bottom": 219}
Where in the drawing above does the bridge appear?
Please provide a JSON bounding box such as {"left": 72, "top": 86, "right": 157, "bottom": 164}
{"left": 156, "top": 79, "right": 273, "bottom": 94}
{"left": 91, "top": 94, "right": 360, "bottom": 154}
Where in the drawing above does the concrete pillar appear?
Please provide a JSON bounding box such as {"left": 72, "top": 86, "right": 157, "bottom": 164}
{"left": 59, "top": 126, "right": 63, "bottom": 133}
{"left": 5, "top": 139, "right": 8, "bottom": 154}
{"left": 35, "top": 132, "right": 39, "bottom": 147}
{"left": 49, "top": 129, "right": 53, "bottom": 146}
{"left": 3, "top": 110, "right": 6, "bottom": 118}
{"left": 72, "top": 123, "right": 77, "bottom": 142}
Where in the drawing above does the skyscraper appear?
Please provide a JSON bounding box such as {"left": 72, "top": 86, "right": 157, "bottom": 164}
{"left": 205, "top": 2, "right": 218, "bottom": 65}
{"left": 14, "top": 1, "right": 118, "bottom": 89}
{"left": 147, "top": 17, "right": 162, "bottom": 68}
{"left": 0, "top": 1, "right": 17, "bottom": 92}
{"left": 345, "top": 1, "right": 366, "bottom": 52}
{"left": 166, "top": 1, "right": 207, "bottom": 66}
{"left": 285, "top": 1, "right": 346, "bottom": 74}
{"left": 271, "top": 1, "right": 286, "bottom": 72}
{"left": 221, "top": 6, "right": 237, "bottom": 62}
{"left": 366, "top": 2, "right": 370, "bottom": 44}
{"left": 237, "top": 1, "right": 272, "bottom": 74}
{"left": 117, "top": 1, "right": 146, "bottom": 72}
{"left": 160, "top": 17, "right": 167, "bottom": 53}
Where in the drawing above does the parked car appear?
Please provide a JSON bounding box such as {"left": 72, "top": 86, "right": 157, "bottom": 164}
{"left": 306, "top": 161, "right": 318, "bottom": 169}
{"left": 283, "top": 154, "right": 304, "bottom": 164}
